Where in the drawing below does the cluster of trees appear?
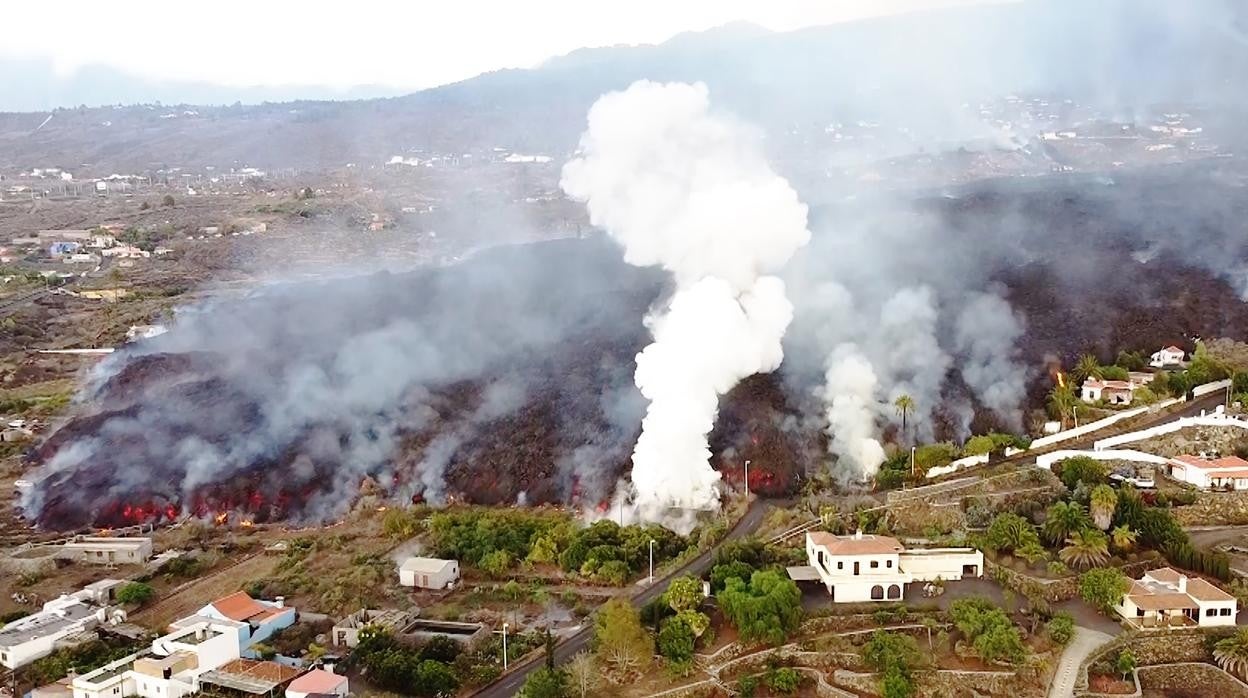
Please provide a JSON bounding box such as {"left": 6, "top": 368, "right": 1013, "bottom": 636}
{"left": 350, "top": 627, "right": 460, "bottom": 696}
{"left": 26, "top": 639, "right": 144, "bottom": 686}
{"left": 654, "top": 577, "right": 712, "bottom": 672}
{"left": 738, "top": 666, "right": 803, "bottom": 696}
{"left": 862, "top": 630, "right": 924, "bottom": 698}
{"left": 1161, "top": 541, "right": 1232, "bottom": 581}
{"left": 876, "top": 433, "right": 1029, "bottom": 488}
{"left": 1078, "top": 567, "right": 1129, "bottom": 612}
{"left": 426, "top": 509, "right": 690, "bottom": 585}
{"left": 717, "top": 570, "right": 803, "bottom": 645}
{"left": 949, "top": 597, "right": 1026, "bottom": 665}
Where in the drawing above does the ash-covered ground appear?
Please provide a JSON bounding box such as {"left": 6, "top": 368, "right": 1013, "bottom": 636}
{"left": 24, "top": 164, "right": 1248, "bottom": 530}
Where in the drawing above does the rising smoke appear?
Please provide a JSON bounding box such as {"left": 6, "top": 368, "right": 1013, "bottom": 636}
{"left": 560, "top": 80, "right": 810, "bottom": 515}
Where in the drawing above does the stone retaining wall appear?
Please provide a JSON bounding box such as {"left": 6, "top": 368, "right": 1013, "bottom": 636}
{"left": 1137, "top": 663, "right": 1248, "bottom": 697}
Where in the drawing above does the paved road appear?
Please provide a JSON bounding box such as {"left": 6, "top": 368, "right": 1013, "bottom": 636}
{"left": 473, "top": 500, "right": 768, "bottom": 698}
{"left": 1048, "top": 626, "right": 1114, "bottom": 698}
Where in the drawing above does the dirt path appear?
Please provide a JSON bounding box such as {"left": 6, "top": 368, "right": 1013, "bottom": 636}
{"left": 133, "top": 553, "right": 275, "bottom": 628}
{"left": 1049, "top": 626, "right": 1113, "bottom": 698}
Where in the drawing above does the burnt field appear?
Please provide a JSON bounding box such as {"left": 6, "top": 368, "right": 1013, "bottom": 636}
{"left": 24, "top": 167, "right": 1248, "bottom": 530}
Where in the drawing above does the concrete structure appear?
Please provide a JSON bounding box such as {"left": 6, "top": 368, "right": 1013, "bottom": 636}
{"left": 331, "top": 609, "right": 410, "bottom": 648}
{"left": 397, "top": 617, "right": 488, "bottom": 645}
{"left": 0, "top": 580, "right": 124, "bottom": 669}
{"left": 194, "top": 592, "right": 296, "bottom": 657}
{"left": 398, "top": 557, "right": 458, "bottom": 589}
{"left": 793, "top": 531, "right": 983, "bottom": 602}
{"left": 286, "top": 669, "right": 348, "bottom": 698}
{"left": 1151, "top": 345, "right": 1186, "bottom": 368}
{"left": 72, "top": 620, "right": 247, "bottom": 698}
{"left": 1170, "top": 454, "right": 1248, "bottom": 490}
{"left": 60, "top": 536, "right": 153, "bottom": 565}
{"left": 1081, "top": 378, "right": 1137, "bottom": 405}
{"left": 1114, "top": 567, "right": 1237, "bottom": 629}
{"left": 199, "top": 658, "right": 302, "bottom": 696}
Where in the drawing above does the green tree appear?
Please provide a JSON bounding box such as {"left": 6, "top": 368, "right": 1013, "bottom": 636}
{"left": 116, "top": 582, "right": 155, "bottom": 606}
{"left": 862, "top": 631, "right": 921, "bottom": 698}
{"left": 710, "top": 560, "right": 755, "bottom": 593}
{"left": 1048, "top": 383, "right": 1078, "bottom": 427}
{"left": 594, "top": 598, "right": 652, "bottom": 673}
{"left": 716, "top": 570, "right": 802, "bottom": 645}
{"left": 984, "top": 512, "right": 1041, "bottom": 553}
{"left": 963, "top": 435, "right": 995, "bottom": 457}
{"left": 1078, "top": 567, "right": 1129, "bottom": 613}
{"left": 1089, "top": 485, "right": 1118, "bottom": 530}
{"left": 381, "top": 507, "right": 421, "bottom": 539}
{"left": 1074, "top": 354, "right": 1103, "bottom": 383}
{"left": 949, "top": 597, "right": 1026, "bottom": 664}
{"left": 765, "top": 667, "right": 802, "bottom": 694}
{"left": 894, "top": 394, "right": 915, "bottom": 440}
{"left": 1044, "top": 501, "right": 1092, "bottom": 545}
{"left": 479, "top": 550, "right": 514, "bottom": 577}
{"left": 663, "top": 576, "right": 704, "bottom": 613}
{"left": 519, "top": 667, "right": 570, "bottom": 698}
{"left": 1047, "top": 612, "right": 1074, "bottom": 645}
{"left": 566, "top": 651, "right": 600, "bottom": 698}
{"left": 1115, "top": 649, "right": 1136, "bottom": 681}
{"left": 657, "top": 616, "right": 695, "bottom": 664}
{"left": 1110, "top": 525, "right": 1138, "bottom": 553}
{"left": 1216, "top": 628, "right": 1248, "bottom": 679}
{"left": 1060, "top": 528, "right": 1110, "bottom": 570}
{"left": 1059, "top": 456, "right": 1108, "bottom": 490}
{"left": 1016, "top": 541, "right": 1049, "bottom": 566}
{"left": 413, "top": 660, "right": 459, "bottom": 696}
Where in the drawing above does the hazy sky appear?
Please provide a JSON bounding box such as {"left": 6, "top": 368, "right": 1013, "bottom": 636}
{"left": 4, "top": 0, "right": 1003, "bottom": 91}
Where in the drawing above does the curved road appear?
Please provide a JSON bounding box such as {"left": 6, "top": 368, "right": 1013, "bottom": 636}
{"left": 473, "top": 500, "right": 768, "bottom": 698}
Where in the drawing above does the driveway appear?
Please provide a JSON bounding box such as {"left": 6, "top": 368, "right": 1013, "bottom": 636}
{"left": 1049, "top": 626, "right": 1114, "bottom": 698}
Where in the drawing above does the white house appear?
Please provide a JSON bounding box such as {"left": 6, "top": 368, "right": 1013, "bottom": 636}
{"left": 60, "top": 536, "right": 153, "bottom": 565}
{"left": 1081, "top": 379, "right": 1138, "bottom": 405}
{"left": 1114, "top": 567, "right": 1237, "bottom": 629}
{"left": 1170, "top": 454, "right": 1248, "bottom": 490}
{"left": 71, "top": 620, "right": 244, "bottom": 698}
{"left": 399, "top": 557, "right": 459, "bottom": 589}
{"left": 192, "top": 592, "right": 296, "bottom": 657}
{"left": 1151, "top": 345, "right": 1186, "bottom": 368}
{"left": 285, "top": 669, "right": 348, "bottom": 698}
{"left": 792, "top": 531, "right": 983, "bottom": 603}
{"left": 0, "top": 579, "right": 127, "bottom": 669}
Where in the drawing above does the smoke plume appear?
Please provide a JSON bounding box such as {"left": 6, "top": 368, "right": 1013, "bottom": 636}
{"left": 561, "top": 80, "right": 810, "bottom": 514}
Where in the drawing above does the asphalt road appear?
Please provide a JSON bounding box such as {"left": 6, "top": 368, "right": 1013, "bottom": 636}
{"left": 473, "top": 499, "right": 768, "bottom": 698}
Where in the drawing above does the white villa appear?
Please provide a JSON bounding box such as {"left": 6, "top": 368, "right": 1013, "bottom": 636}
{"left": 399, "top": 557, "right": 459, "bottom": 589}
{"left": 1151, "top": 346, "right": 1186, "bottom": 368}
{"left": 1114, "top": 567, "right": 1238, "bottom": 629}
{"left": 790, "top": 531, "right": 983, "bottom": 603}
{"left": 1170, "top": 454, "right": 1248, "bottom": 490}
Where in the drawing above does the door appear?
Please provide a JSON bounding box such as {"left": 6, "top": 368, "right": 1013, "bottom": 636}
{"left": 853, "top": 561, "right": 859, "bottom": 575}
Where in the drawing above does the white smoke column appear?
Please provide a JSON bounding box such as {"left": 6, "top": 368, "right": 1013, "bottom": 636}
{"left": 561, "top": 80, "right": 811, "bottom": 513}
{"left": 874, "top": 286, "right": 951, "bottom": 440}
{"left": 821, "top": 345, "right": 885, "bottom": 481}
{"left": 955, "top": 292, "right": 1028, "bottom": 430}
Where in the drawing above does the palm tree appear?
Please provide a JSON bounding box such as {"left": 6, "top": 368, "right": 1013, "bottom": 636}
{"left": 894, "top": 394, "right": 915, "bottom": 440}
{"left": 1110, "top": 525, "right": 1138, "bottom": 553}
{"left": 1089, "top": 485, "right": 1118, "bottom": 530}
{"left": 1044, "top": 501, "right": 1092, "bottom": 545}
{"left": 1074, "top": 354, "right": 1104, "bottom": 383}
{"left": 1048, "top": 384, "right": 1077, "bottom": 428}
{"left": 1217, "top": 628, "right": 1248, "bottom": 679}
{"left": 1060, "top": 528, "right": 1110, "bottom": 570}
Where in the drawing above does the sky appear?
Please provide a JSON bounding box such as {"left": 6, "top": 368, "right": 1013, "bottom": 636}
{"left": 3, "top": 0, "right": 1004, "bottom": 94}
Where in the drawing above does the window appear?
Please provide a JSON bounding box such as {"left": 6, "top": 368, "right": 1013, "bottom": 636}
{"left": 1222, "top": 608, "right": 1233, "bottom": 616}
{"left": 1206, "top": 609, "right": 1217, "bottom": 617}
{"left": 837, "top": 561, "right": 843, "bottom": 570}
{"left": 886, "top": 560, "right": 893, "bottom": 568}
{"left": 1136, "top": 608, "right": 1144, "bottom": 617}
{"left": 870, "top": 561, "right": 879, "bottom": 569}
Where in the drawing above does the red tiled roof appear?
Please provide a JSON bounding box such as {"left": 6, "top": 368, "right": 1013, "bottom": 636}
{"left": 808, "top": 531, "right": 904, "bottom": 555}
{"left": 210, "top": 592, "right": 269, "bottom": 622}
{"left": 287, "top": 670, "right": 347, "bottom": 694}
{"left": 1174, "top": 455, "right": 1248, "bottom": 472}
{"left": 1163, "top": 345, "right": 1183, "bottom": 353}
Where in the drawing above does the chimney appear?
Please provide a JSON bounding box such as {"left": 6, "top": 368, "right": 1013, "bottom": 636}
{"left": 1179, "top": 576, "right": 1187, "bottom": 593}
{"left": 854, "top": 529, "right": 863, "bottom": 540}
{"left": 275, "top": 596, "right": 285, "bottom": 608}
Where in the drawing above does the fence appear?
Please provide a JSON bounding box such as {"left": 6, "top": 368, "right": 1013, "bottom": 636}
{"left": 1093, "top": 411, "right": 1248, "bottom": 451}
{"left": 1035, "top": 449, "right": 1172, "bottom": 470}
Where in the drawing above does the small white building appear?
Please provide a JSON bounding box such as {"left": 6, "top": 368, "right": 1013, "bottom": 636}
{"left": 0, "top": 580, "right": 121, "bottom": 669}
{"left": 1081, "top": 379, "right": 1137, "bottom": 405}
{"left": 71, "top": 620, "right": 244, "bottom": 698}
{"left": 1114, "top": 567, "right": 1237, "bottom": 629}
{"left": 399, "top": 557, "right": 459, "bottom": 589}
{"left": 1151, "top": 345, "right": 1186, "bottom": 368}
{"left": 192, "top": 592, "right": 295, "bottom": 657}
{"left": 792, "top": 531, "right": 982, "bottom": 603}
{"left": 60, "top": 536, "right": 153, "bottom": 565}
{"left": 285, "top": 669, "right": 348, "bottom": 698}
{"left": 1170, "top": 454, "right": 1248, "bottom": 490}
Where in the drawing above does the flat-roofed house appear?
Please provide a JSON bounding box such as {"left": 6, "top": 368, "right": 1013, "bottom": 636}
{"left": 286, "top": 669, "right": 348, "bottom": 698}
{"left": 0, "top": 596, "right": 100, "bottom": 669}
{"left": 398, "top": 557, "right": 459, "bottom": 589}
{"left": 793, "top": 531, "right": 983, "bottom": 603}
{"left": 1114, "top": 567, "right": 1238, "bottom": 628}
{"left": 60, "top": 536, "right": 153, "bottom": 565}
{"left": 71, "top": 620, "right": 244, "bottom": 698}
{"left": 1170, "top": 455, "right": 1248, "bottom": 490}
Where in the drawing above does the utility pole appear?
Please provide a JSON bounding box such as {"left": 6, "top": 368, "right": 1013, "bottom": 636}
{"left": 501, "top": 623, "right": 509, "bottom": 671}
{"left": 648, "top": 539, "right": 656, "bottom": 585}
{"left": 910, "top": 446, "right": 916, "bottom": 477}
{"left": 1073, "top": 405, "right": 1079, "bottom": 429}
{"left": 744, "top": 459, "right": 751, "bottom": 498}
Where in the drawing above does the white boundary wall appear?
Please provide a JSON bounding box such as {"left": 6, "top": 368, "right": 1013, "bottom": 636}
{"left": 1192, "top": 379, "right": 1233, "bottom": 397}
{"left": 1093, "top": 410, "right": 1248, "bottom": 451}
{"left": 1035, "top": 449, "right": 1173, "bottom": 470}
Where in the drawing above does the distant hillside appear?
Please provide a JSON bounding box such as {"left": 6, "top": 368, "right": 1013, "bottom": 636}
{"left": 0, "top": 0, "right": 1243, "bottom": 172}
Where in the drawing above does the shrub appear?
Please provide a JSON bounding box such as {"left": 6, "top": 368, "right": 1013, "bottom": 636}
{"left": 1047, "top": 613, "right": 1075, "bottom": 646}
{"left": 116, "top": 582, "right": 155, "bottom": 606}
{"left": 717, "top": 570, "right": 802, "bottom": 645}
{"left": 766, "top": 667, "right": 802, "bottom": 694}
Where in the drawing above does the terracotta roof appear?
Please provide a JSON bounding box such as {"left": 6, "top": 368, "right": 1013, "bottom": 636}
{"left": 808, "top": 531, "right": 904, "bottom": 555}
{"left": 1163, "top": 345, "right": 1183, "bottom": 353}
{"left": 1128, "top": 588, "right": 1198, "bottom": 611}
{"left": 214, "top": 659, "right": 302, "bottom": 684}
{"left": 209, "top": 592, "right": 269, "bottom": 622}
{"left": 1146, "top": 567, "right": 1182, "bottom": 584}
{"left": 1174, "top": 455, "right": 1248, "bottom": 472}
{"left": 1186, "top": 578, "right": 1236, "bottom": 603}
{"left": 287, "top": 670, "right": 347, "bottom": 694}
